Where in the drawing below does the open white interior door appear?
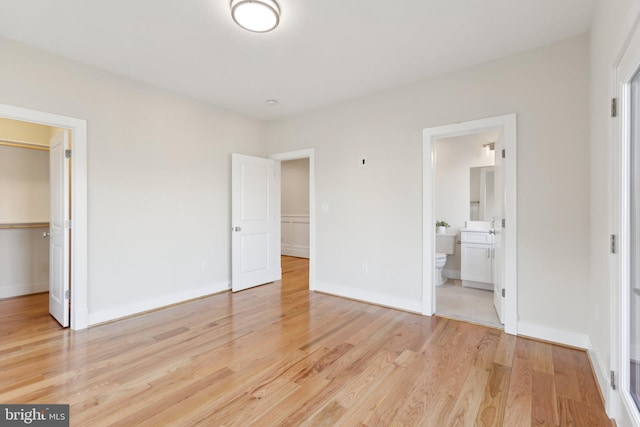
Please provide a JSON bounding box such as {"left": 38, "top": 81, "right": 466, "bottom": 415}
{"left": 231, "top": 154, "right": 281, "bottom": 292}
{"left": 493, "top": 133, "right": 505, "bottom": 324}
{"left": 49, "top": 130, "right": 70, "bottom": 327}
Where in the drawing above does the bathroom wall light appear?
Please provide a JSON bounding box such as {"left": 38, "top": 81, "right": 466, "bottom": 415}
{"left": 482, "top": 142, "right": 495, "bottom": 156}
{"left": 231, "top": 0, "right": 280, "bottom": 33}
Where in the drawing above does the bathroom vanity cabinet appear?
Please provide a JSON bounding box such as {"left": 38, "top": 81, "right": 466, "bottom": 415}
{"left": 461, "top": 230, "right": 494, "bottom": 291}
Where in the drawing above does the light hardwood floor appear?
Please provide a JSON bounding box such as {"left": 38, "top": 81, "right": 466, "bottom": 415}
{"left": 1, "top": 256, "right": 613, "bottom": 426}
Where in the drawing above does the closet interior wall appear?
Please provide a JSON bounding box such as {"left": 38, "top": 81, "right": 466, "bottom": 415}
{"left": 0, "top": 119, "right": 54, "bottom": 299}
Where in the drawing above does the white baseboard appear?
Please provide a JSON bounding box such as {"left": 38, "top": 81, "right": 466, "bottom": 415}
{"left": 443, "top": 268, "right": 461, "bottom": 280}
{"left": 282, "top": 247, "right": 309, "bottom": 258}
{"left": 88, "top": 282, "right": 230, "bottom": 326}
{"left": 0, "top": 281, "right": 48, "bottom": 299}
{"left": 517, "top": 321, "right": 590, "bottom": 348}
{"left": 315, "top": 281, "right": 422, "bottom": 313}
{"left": 589, "top": 339, "right": 640, "bottom": 424}
{"left": 587, "top": 337, "right": 613, "bottom": 418}
{"left": 600, "top": 365, "right": 640, "bottom": 426}
{"left": 72, "top": 307, "right": 89, "bottom": 331}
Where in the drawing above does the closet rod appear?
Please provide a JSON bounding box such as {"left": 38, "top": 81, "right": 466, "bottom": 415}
{"left": 0, "top": 138, "right": 49, "bottom": 151}
{"left": 0, "top": 222, "right": 50, "bottom": 230}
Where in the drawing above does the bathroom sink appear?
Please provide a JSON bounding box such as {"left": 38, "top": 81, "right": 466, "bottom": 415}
{"left": 463, "top": 220, "right": 492, "bottom": 231}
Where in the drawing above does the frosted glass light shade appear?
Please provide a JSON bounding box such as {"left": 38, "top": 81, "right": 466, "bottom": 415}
{"left": 231, "top": 0, "right": 280, "bottom": 33}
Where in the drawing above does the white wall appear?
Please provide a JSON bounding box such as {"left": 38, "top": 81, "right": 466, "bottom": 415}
{"left": 266, "top": 35, "right": 590, "bottom": 334}
{"left": 0, "top": 145, "right": 49, "bottom": 223}
{"left": 281, "top": 158, "right": 309, "bottom": 216}
{"left": 0, "top": 37, "right": 265, "bottom": 322}
{"left": 281, "top": 158, "right": 310, "bottom": 258}
{"left": 0, "top": 229, "right": 49, "bottom": 298}
{"left": 589, "top": 0, "right": 635, "bottom": 419}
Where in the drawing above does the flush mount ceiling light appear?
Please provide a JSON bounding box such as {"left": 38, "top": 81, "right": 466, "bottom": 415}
{"left": 231, "top": 0, "right": 280, "bottom": 33}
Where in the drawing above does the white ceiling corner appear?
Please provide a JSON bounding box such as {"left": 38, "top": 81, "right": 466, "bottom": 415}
{"left": 0, "top": 0, "right": 597, "bottom": 120}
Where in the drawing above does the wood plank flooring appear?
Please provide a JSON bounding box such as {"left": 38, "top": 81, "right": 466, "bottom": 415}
{"left": 0, "top": 256, "right": 613, "bottom": 426}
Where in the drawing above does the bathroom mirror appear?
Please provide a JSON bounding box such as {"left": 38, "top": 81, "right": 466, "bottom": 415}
{"left": 469, "top": 166, "right": 495, "bottom": 221}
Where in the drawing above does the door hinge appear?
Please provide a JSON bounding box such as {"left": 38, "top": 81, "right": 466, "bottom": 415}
{"left": 65, "top": 149, "right": 72, "bottom": 159}
{"left": 501, "top": 149, "right": 506, "bottom": 159}
{"left": 501, "top": 218, "right": 506, "bottom": 228}
{"left": 65, "top": 289, "right": 71, "bottom": 300}
{"left": 502, "top": 288, "right": 505, "bottom": 298}
{"left": 65, "top": 219, "right": 72, "bottom": 229}
{"left": 611, "top": 370, "right": 617, "bottom": 390}
{"left": 611, "top": 234, "right": 617, "bottom": 254}
{"left": 611, "top": 98, "right": 618, "bottom": 118}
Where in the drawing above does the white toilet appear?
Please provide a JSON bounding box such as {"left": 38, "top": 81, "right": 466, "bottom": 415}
{"left": 435, "top": 233, "right": 456, "bottom": 286}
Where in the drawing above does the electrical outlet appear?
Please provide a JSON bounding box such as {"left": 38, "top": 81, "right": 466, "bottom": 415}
{"left": 362, "top": 263, "right": 369, "bottom": 274}
{"left": 201, "top": 260, "right": 208, "bottom": 272}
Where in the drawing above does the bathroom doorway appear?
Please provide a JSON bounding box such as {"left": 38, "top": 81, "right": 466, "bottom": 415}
{"left": 422, "top": 114, "right": 517, "bottom": 335}
{"left": 432, "top": 130, "right": 501, "bottom": 327}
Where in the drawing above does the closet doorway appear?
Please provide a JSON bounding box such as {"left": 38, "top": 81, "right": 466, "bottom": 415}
{"left": 0, "top": 118, "right": 70, "bottom": 326}
{"left": 0, "top": 104, "right": 87, "bottom": 330}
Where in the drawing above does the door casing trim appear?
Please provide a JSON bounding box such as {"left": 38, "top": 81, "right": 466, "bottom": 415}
{"left": 270, "top": 148, "right": 316, "bottom": 290}
{"left": 0, "top": 103, "right": 88, "bottom": 330}
{"left": 422, "top": 114, "right": 517, "bottom": 335}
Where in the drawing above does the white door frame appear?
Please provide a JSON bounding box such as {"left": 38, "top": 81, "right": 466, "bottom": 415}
{"left": 0, "top": 103, "right": 88, "bottom": 330}
{"left": 422, "top": 114, "right": 518, "bottom": 335}
{"left": 609, "top": 3, "right": 640, "bottom": 423}
{"left": 269, "top": 148, "right": 316, "bottom": 290}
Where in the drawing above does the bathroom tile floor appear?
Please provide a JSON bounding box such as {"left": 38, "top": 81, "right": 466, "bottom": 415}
{"left": 436, "top": 279, "right": 502, "bottom": 328}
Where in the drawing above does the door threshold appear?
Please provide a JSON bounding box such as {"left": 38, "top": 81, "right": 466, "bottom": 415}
{"left": 435, "top": 311, "right": 504, "bottom": 330}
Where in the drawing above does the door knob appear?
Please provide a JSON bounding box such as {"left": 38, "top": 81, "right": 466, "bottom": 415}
{"left": 42, "top": 231, "right": 50, "bottom": 238}
{"left": 233, "top": 227, "right": 242, "bottom": 232}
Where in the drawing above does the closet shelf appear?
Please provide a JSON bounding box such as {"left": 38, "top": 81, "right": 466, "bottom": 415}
{"left": 0, "top": 222, "right": 50, "bottom": 230}
{"left": 0, "top": 138, "right": 49, "bottom": 151}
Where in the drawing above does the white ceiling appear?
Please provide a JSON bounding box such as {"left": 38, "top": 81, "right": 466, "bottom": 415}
{"left": 0, "top": 0, "right": 597, "bottom": 120}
